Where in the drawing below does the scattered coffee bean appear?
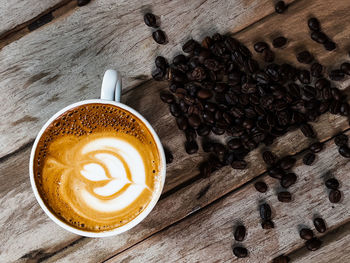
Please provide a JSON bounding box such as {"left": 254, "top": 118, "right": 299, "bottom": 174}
{"left": 334, "top": 134, "right": 348, "bottom": 146}
{"left": 300, "top": 228, "right": 314, "bottom": 240}
{"left": 152, "top": 67, "right": 165, "bottom": 80}
{"left": 308, "top": 17, "right": 320, "bottom": 31}
{"left": 234, "top": 225, "right": 246, "bottom": 241}
{"left": 160, "top": 91, "right": 174, "bottom": 103}
{"left": 324, "top": 40, "right": 336, "bottom": 51}
{"left": 329, "top": 69, "right": 345, "bottom": 81}
{"left": 268, "top": 167, "right": 285, "bottom": 179}
{"left": 77, "top": 0, "right": 91, "bottom": 6}
{"left": 311, "top": 62, "right": 323, "bottom": 77}
{"left": 281, "top": 173, "right": 297, "bottom": 188}
{"left": 303, "top": 152, "right": 316, "bottom": 165}
{"left": 306, "top": 238, "right": 322, "bottom": 251}
{"left": 155, "top": 56, "right": 168, "bottom": 70}
{"left": 340, "top": 62, "right": 350, "bottom": 75}
{"left": 254, "top": 42, "right": 269, "bottom": 53}
{"left": 279, "top": 156, "right": 296, "bottom": 170}
{"left": 185, "top": 140, "right": 198, "bottom": 154}
{"left": 273, "top": 36, "right": 287, "bottom": 48}
{"left": 311, "top": 31, "right": 328, "bottom": 44}
{"left": 152, "top": 30, "right": 167, "bottom": 44}
{"left": 231, "top": 160, "right": 248, "bottom": 170}
{"left": 278, "top": 191, "right": 292, "bottom": 202}
{"left": 314, "top": 217, "right": 326, "bottom": 233}
{"left": 325, "top": 178, "right": 340, "bottom": 189}
{"left": 260, "top": 203, "right": 272, "bottom": 220}
{"left": 297, "top": 51, "right": 314, "bottom": 64}
{"left": 144, "top": 13, "right": 157, "bottom": 28}
{"left": 254, "top": 181, "right": 268, "bottom": 193}
{"left": 275, "top": 1, "right": 288, "bottom": 14}
{"left": 329, "top": 189, "right": 342, "bottom": 203}
{"left": 233, "top": 246, "right": 248, "bottom": 258}
{"left": 261, "top": 220, "right": 275, "bottom": 229}
{"left": 273, "top": 255, "right": 290, "bottom": 263}
{"left": 182, "top": 39, "right": 198, "bottom": 53}
{"left": 339, "top": 145, "right": 350, "bottom": 158}
{"left": 164, "top": 147, "right": 173, "bottom": 164}
{"left": 300, "top": 123, "right": 316, "bottom": 138}
{"left": 176, "top": 116, "right": 188, "bottom": 130}
{"left": 169, "top": 103, "right": 181, "bottom": 117}
{"left": 262, "top": 150, "right": 276, "bottom": 166}
{"left": 309, "top": 142, "right": 324, "bottom": 153}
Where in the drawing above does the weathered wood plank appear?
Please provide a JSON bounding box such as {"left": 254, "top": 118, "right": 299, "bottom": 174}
{"left": 0, "top": 0, "right": 296, "bottom": 158}
{"left": 0, "top": 0, "right": 66, "bottom": 35}
{"left": 107, "top": 130, "right": 350, "bottom": 263}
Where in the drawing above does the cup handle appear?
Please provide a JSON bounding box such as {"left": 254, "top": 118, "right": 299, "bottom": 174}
{"left": 100, "top": 69, "right": 122, "bottom": 102}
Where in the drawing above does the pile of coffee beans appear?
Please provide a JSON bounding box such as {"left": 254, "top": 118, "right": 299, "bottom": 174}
{"left": 325, "top": 177, "right": 342, "bottom": 203}
{"left": 297, "top": 217, "right": 326, "bottom": 251}
{"left": 144, "top": 13, "right": 167, "bottom": 44}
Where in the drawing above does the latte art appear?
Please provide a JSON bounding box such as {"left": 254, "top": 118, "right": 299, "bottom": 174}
{"left": 34, "top": 103, "right": 161, "bottom": 232}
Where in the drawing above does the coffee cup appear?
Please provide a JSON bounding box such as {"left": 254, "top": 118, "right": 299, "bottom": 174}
{"left": 29, "top": 70, "right": 166, "bottom": 237}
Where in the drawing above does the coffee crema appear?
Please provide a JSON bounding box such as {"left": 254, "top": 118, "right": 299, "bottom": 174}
{"left": 34, "top": 103, "right": 161, "bottom": 232}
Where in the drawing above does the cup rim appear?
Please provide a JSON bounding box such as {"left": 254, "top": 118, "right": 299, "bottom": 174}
{"left": 29, "top": 99, "right": 166, "bottom": 237}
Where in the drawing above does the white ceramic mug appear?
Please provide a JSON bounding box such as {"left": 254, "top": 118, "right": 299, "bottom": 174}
{"left": 29, "top": 70, "right": 166, "bottom": 237}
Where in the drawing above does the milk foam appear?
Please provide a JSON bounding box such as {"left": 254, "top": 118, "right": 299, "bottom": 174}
{"left": 79, "top": 138, "right": 148, "bottom": 212}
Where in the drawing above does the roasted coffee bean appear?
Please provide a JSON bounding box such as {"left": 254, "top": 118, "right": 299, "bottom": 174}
{"left": 164, "top": 147, "right": 173, "bottom": 164}
{"left": 308, "top": 17, "right": 320, "bottom": 31}
{"left": 300, "top": 228, "right": 314, "bottom": 240}
{"left": 262, "top": 151, "right": 276, "bottom": 166}
{"left": 272, "top": 255, "right": 290, "bottom": 263}
{"left": 172, "top": 54, "right": 187, "bottom": 66}
{"left": 325, "top": 178, "right": 340, "bottom": 189}
{"left": 275, "top": 1, "right": 288, "bottom": 13}
{"left": 231, "top": 160, "right": 247, "bottom": 169}
{"left": 185, "top": 128, "right": 197, "bottom": 142}
{"left": 311, "top": 31, "right": 328, "bottom": 44}
{"left": 261, "top": 220, "right": 274, "bottom": 229}
{"left": 303, "top": 152, "right": 316, "bottom": 165}
{"left": 144, "top": 13, "right": 157, "bottom": 27}
{"left": 300, "top": 123, "right": 316, "bottom": 138}
{"left": 160, "top": 91, "right": 174, "bottom": 104}
{"left": 201, "top": 36, "right": 213, "bottom": 49}
{"left": 311, "top": 62, "right": 323, "bottom": 77}
{"left": 340, "top": 62, "right": 350, "bottom": 75}
{"left": 278, "top": 191, "right": 292, "bottom": 202}
{"left": 228, "top": 138, "right": 242, "bottom": 150}
{"left": 268, "top": 167, "right": 285, "bottom": 179}
{"left": 182, "top": 39, "right": 198, "bottom": 53}
{"left": 169, "top": 103, "right": 181, "bottom": 117}
{"left": 202, "top": 111, "right": 215, "bottom": 125}
{"left": 176, "top": 116, "right": 188, "bottom": 130}
{"left": 155, "top": 56, "right": 168, "bottom": 70}
{"left": 202, "top": 141, "right": 215, "bottom": 153}
{"left": 196, "top": 88, "right": 213, "bottom": 100}
{"left": 273, "top": 36, "right": 287, "bottom": 48}
{"left": 185, "top": 140, "right": 198, "bottom": 154}
{"left": 254, "top": 181, "right": 268, "bottom": 193}
{"left": 152, "top": 30, "right": 167, "bottom": 44}
{"left": 77, "top": 0, "right": 91, "bottom": 6}
{"left": 306, "top": 238, "right": 322, "bottom": 251}
{"left": 329, "top": 189, "right": 342, "bottom": 203}
{"left": 279, "top": 156, "right": 296, "bottom": 170}
{"left": 260, "top": 203, "right": 272, "bottom": 220}
{"left": 331, "top": 88, "right": 342, "bottom": 100}
{"left": 232, "top": 246, "right": 248, "bottom": 258}
{"left": 303, "top": 85, "right": 316, "bottom": 98}
{"left": 281, "top": 173, "right": 297, "bottom": 188}
{"left": 234, "top": 225, "right": 246, "bottom": 241}
{"left": 314, "top": 217, "right": 326, "bottom": 233}
{"left": 188, "top": 115, "right": 201, "bottom": 128}
{"left": 263, "top": 49, "right": 275, "bottom": 62}
{"left": 298, "top": 70, "right": 311, "bottom": 84}
{"left": 213, "top": 143, "right": 226, "bottom": 157}
{"left": 334, "top": 134, "right": 348, "bottom": 146}
{"left": 315, "top": 78, "right": 330, "bottom": 89}
{"left": 211, "top": 126, "right": 225, "bottom": 135}
{"left": 310, "top": 142, "right": 324, "bottom": 153}
{"left": 196, "top": 124, "right": 210, "bottom": 136}
{"left": 152, "top": 67, "right": 165, "bottom": 80}
{"left": 319, "top": 101, "right": 330, "bottom": 113}
{"left": 297, "top": 51, "right": 314, "bottom": 64}
{"left": 329, "top": 69, "right": 345, "bottom": 81}
{"left": 224, "top": 152, "right": 235, "bottom": 165}
{"left": 324, "top": 40, "right": 336, "bottom": 51}
{"left": 339, "top": 145, "right": 350, "bottom": 158}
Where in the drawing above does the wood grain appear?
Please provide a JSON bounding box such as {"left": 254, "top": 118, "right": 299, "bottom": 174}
{"left": 0, "top": 0, "right": 296, "bottom": 158}
{"left": 0, "top": 0, "right": 65, "bottom": 35}
{"left": 290, "top": 221, "right": 350, "bottom": 263}
{"left": 107, "top": 130, "right": 350, "bottom": 263}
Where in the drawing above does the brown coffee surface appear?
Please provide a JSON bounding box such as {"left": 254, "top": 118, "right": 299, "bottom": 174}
{"left": 34, "top": 103, "right": 162, "bottom": 232}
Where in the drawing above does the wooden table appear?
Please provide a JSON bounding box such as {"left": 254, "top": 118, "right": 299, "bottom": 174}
{"left": 1, "top": 0, "right": 350, "bottom": 262}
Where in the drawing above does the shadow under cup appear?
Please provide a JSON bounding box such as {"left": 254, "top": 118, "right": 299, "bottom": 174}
{"left": 30, "top": 100, "right": 165, "bottom": 237}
